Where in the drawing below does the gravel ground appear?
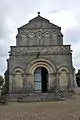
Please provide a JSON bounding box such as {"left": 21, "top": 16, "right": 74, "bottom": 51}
{"left": 0, "top": 94, "right": 80, "bottom": 120}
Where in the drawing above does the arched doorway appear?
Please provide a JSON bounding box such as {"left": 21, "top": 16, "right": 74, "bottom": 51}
{"left": 34, "top": 67, "right": 48, "bottom": 92}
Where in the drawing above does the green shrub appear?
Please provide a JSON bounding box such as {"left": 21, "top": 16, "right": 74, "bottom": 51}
{"left": 0, "top": 95, "right": 7, "bottom": 105}
{"left": 1, "top": 85, "right": 7, "bottom": 95}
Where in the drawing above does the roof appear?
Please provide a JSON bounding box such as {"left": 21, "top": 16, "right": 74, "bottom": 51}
{"left": 29, "top": 13, "right": 49, "bottom": 23}
{"left": 18, "top": 12, "right": 61, "bottom": 30}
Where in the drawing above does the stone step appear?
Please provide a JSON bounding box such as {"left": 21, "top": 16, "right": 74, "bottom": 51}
{"left": 74, "top": 87, "right": 80, "bottom": 95}
{"left": 7, "top": 93, "right": 66, "bottom": 102}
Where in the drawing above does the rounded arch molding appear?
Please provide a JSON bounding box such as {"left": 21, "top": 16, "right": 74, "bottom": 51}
{"left": 11, "top": 67, "right": 24, "bottom": 74}
{"left": 26, "top": 58, "right": 57, "bottom": 74}
{"left": 58, "top": 66, "right": 70, "bottom": 74}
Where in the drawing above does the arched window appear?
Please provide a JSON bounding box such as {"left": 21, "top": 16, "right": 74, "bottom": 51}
{"left": 28, "top": 32, "right": 35, "bottom": 46}
{"left": 12, "top": 70, "right": 23, "bottom": 90}
{"left": 21, "top": 33, "right": 27, "bottom": 45}
{"left": 36, "top": 32, "right": 42, "bottom": 45}
{"left": 43, "top": 32, "right": 50, "bottom": 45}
{"left": 59, "top": 70, "right": 68, "bottom": 87}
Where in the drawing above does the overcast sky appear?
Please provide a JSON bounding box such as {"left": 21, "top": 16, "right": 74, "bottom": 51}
{"left": 0, "top": 0, "right": 80, "bottom": 75}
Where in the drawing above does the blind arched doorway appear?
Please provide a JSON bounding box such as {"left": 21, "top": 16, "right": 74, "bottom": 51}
{"left": 34, "top": 67, "right": 48, "bottom": 92}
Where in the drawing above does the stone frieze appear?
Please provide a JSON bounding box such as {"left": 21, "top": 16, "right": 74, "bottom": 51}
{"left": 9, "top": 46, "right": 71, "bottom": 57}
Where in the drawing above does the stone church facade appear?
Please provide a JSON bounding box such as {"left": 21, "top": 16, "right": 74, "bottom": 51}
{"left": 6, "top": 13, "right": 75, "bottom": 94}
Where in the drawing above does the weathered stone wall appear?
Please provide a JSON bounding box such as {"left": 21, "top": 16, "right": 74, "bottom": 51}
{"left": 16, "top": 27, "right": 63, "bottom": 46}
{"left": 6, "top": 14, "right": 74, "bottom": 93}
{"left": 9, "top": 45, "right": 73, "bottom": 73}
{"left": 8, "top": 45, "right": 73, "bottom": 93}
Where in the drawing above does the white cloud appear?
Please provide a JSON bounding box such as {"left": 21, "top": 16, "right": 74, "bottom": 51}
{"left": 0, "top": 0, "right": 80, "bottom": 75}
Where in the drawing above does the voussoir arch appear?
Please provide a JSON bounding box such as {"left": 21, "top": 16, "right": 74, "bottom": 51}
{"left": 26, "top": 58, "right": 57, "bottom": 74}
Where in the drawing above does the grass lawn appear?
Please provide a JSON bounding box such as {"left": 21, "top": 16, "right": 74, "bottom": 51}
{"left": 0, "top": 95, "right": 80, "bottom": 120}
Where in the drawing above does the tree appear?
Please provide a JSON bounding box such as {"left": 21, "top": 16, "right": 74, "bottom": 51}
{"left": 76, "top": 69, "right": 80, "bottom": 87}
{"left": 0, "top": 76, "right": 7, "bottom": 104}
{"left": 0, "top": 75, "right": 4, "bottom": 89}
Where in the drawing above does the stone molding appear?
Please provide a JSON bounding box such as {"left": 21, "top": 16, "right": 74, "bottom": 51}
{"left": 9, "top": 45, "right": 71, "bottom": 57}
{"left": 25, "top": 58, "right": 57, "bottom": 74}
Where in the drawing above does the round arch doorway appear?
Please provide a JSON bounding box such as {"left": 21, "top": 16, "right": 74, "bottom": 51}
{"left": 34, "top": 67, "right": 48, "bottom": 93}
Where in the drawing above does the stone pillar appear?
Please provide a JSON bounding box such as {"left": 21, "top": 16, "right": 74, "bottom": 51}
{"left": 26, "top": 74, "right": 34, "bottom": 93}
{"left": 56, "top": 73, "right": 59, "bottom": 90}
{"left": 23, "top": 74, "right": 27, "bottom": 93}
{"left": 69, "top": 73, "right": 74, "bottom": 90}
{"left": 73, "top": 70, "right": 77, "bottom": 87}
{"left": 48, "top": 73, "right": 56, "bottom": 92}
{"left": 9, "top": 74, "right": 13, "bottom": 93}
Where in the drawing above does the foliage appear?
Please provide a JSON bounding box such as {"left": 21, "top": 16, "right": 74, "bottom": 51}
{"left": 5, "top": 70, "right": 9, "bottom": 93}
{"left": 0, "top": 95, "right": 7, "bottom": 105}
{"left": 0, "top": 75, "right": 4, "bottom": 88}
{"left": 76, "top": 69, "right": 80, "bottom": 87}
{"left": 1, "top": 85, "right": 7, "bottom": 95}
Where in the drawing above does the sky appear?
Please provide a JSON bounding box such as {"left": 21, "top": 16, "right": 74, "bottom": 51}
{"left": 0, "top": 0, "right": 80, "bottom": 76}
